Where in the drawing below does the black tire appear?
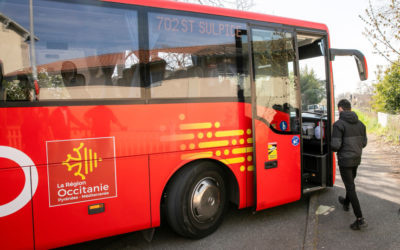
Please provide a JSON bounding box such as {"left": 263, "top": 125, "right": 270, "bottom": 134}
{"left": 165, "top": 161, "right": 227, "bottom": 239}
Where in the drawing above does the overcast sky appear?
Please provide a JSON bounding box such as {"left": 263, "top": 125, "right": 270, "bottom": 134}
{"left": 249, "top": 0, "right": 387, "bottom": 95}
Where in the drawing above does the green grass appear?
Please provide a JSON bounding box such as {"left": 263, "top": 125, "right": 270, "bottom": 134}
{"left": 354, "top": 109, "right": 400, "bottom": 145}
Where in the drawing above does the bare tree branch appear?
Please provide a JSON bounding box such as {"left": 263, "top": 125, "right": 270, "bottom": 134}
{"left": 360, "top": 0, "right": 400, "bottom": 63}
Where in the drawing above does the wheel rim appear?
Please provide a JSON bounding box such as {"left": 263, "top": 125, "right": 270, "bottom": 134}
{"left": 190, "top": 177, "right": 221, "bottom": 223}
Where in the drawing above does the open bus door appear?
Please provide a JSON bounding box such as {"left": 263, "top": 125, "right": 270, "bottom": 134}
{"left": 250, "top": 27, "right": 302, "bottom": 211}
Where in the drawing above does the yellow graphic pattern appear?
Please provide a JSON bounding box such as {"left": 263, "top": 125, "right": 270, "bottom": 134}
{"left": 179, "top": 122, "right": 212, "bottom": 130}
{"left": 62, "top": 143, "right": 102, "bottom": 180}
{"left": 170, "top": 114, "right": 254, "bottom": 172}
{"left": 198, "top": 140, "right": 229, "bottom": 149}
{"left": 232, "top": 147, "right": 253, "bottom": 154}
{"left": 215, "top": 130, "right": 244, "bottom": 137}
{"left": 181, "top": 152, "right": 213, "bottom": 160}
{"left": 220, "top": 157, "right": 245, "bottom": 165}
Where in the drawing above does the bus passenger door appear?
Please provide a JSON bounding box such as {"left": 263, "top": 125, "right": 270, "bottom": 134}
{"left": 250, "top": 27, "right": 302, "bottom": 211}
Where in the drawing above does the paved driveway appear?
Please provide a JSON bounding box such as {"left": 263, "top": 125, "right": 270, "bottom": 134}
{"left": 310, "top": 134, "right": 400, "bottom": 250}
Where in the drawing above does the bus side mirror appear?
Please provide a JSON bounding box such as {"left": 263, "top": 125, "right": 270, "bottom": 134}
{"left": 329, "top": 49, "right": 368, "bottom": 81}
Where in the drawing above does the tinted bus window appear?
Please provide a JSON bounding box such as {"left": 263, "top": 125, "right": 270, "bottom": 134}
{"left": 148, "top": 12, "right": 249, "bottom": 99}
{"left": 34, "top": 0, "right": 141, "bottom": 100}
{"left": 0, "top": 0, "right": 32, "bottom": 102}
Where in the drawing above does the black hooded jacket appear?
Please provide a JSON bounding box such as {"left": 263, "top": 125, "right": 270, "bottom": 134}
{"left": 331, "top": 111, "right": 367, "bottom": 167}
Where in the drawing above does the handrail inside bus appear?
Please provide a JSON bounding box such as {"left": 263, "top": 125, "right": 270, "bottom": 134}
{"left": 329, "top": 48, "right": 368, "bottom": 81}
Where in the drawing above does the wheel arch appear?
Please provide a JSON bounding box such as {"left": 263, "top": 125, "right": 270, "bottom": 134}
{"left": 160, "top": 158, "right": 240, "bottom": 213}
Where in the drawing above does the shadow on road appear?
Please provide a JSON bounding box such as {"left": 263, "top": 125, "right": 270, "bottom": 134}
{"left": 59, "top": 196, "right": 310, "bottom": 250}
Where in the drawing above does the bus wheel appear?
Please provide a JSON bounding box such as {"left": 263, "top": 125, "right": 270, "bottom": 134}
{"left": 165, "top": 161, "right": 227, "bottom": 238}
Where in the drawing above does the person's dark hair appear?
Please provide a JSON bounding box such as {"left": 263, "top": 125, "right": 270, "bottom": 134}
{"left": 61, "top": 61, "right": 77, "bottom": 76}
{"left": 338, "top": 99, "right": 351, "bottom": 111}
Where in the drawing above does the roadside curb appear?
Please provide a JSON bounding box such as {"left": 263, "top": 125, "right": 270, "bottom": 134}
{"left": 303, "top": 192, "right": 319, "bottom": 250}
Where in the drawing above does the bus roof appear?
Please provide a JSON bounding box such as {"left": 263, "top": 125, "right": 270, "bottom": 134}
{"left": 103, "top": 0, "right": 329, "bottom": 32}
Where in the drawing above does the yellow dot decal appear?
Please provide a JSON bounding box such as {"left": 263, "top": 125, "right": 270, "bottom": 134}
{"left": 246, "top": 129, "right": 252, "bottom": 135}
{"left": 232, "top": 139, "right": 237, "bottom": 145}
{"left": 189, "top": 143, "right": 195, "bottom": 150}
{"left": 240, "top": 166, "right": 245, "bottom": 172}
{"left": 207, "top": 132, "right": 213, "bottom": 138}
{"left": 240, "top": 139, "right": 245, "bottom": 144}
{"left": 216, "top": 150, "right": 221, "bottom": 156}
{"left": 224, "top": 149, "right": 230, "bottom": 155}
{"left": 198, "top": 133, "right": 204, "bottom": 139}
{"left": 215, "top": 122, "right": 221, "bottom": 128}
{"left": 247, "top": 165, "right": 254, "bottom": 171}
{"left": 179, "top": 114, "right": 186, "bottom": 120}
{"left": 180, "top": 144, "right": 187, "bottom": 150}
{"left": 247, "top": 155, "right": 253, "bottom": 162}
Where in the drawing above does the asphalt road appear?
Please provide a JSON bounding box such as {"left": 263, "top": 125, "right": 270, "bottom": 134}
{"left": 60, "top": 197, "right": 311, "bottom": 250}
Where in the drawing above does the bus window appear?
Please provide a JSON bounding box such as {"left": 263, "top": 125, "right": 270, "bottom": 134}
{"left": 0, "top": 0, "right": 33, "bottom": 102}
{"left": 33, "top": 0, "right": 141, "bottom": 100}
{"left": 297, "top": 34, "right": 328, "bottom": 114}
{"left": 148, "top": 12, "right": 249, "bottom": 99}
{"left": 252, "top": 29, "right": 300, "bottom": 133}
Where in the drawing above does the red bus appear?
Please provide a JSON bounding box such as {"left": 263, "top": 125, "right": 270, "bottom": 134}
{"left": 0, "top": 0, "right": 367, "bottom": 249}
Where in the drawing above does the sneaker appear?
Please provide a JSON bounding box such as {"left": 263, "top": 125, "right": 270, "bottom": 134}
{"left": 338, "top": 196, "right": 349, "bottom": 211}
{"left": 350, "top": 218, "right": 368, "bottom": 230}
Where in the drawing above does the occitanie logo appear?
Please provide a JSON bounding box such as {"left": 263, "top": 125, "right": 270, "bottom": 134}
{"left": 62, "top": 142, "right": 103, "bottom": 180}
